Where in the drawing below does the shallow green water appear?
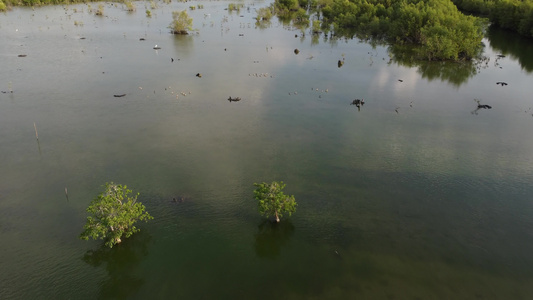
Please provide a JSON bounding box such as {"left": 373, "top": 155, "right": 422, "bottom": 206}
{"left": 1, "top": 2, "right": 533, "bottom": 299}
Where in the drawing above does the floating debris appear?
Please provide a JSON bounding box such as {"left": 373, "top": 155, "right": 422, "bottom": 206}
{"left": 18, "top": 54, "right": 27, "bottom": 57}
{"left": 350, "top": 99, "right": 364, "bottom": 106}
{"left": 228, "top": 96, "right": 241, "bottom": 102}
{"left": 196, "top": 73, "right": 202, "bottom": 78}
{"left": 153, "top": 44, "right": 161, "bottom": 49}
{"left": 172, "top": 196, "right": 186, "bottom": 204}
{"left": 496, "top": 82, "right": 508, "bottom": 86}
{"left": 351, "top": 99, "right": 365, "bottom": 111}
{"left": 113, "top": 94, "right": 126, "bottom": 97}
{"left": 294, "top": 49, "right": 300, "bottom": 55}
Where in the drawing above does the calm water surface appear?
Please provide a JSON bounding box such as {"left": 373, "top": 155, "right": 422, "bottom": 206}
{"left": 1, "top": 2, "right": 533, "bottom": 299}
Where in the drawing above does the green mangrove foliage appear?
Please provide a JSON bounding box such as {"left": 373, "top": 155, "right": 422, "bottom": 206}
{"left": 452, "top": 0, "right": 533, "bottom": 38}
{"left": 80, "top": 183, "right": 153, "bottom": 248}
{"left": 256, "top": 6, "right": 274, "bottom": 22}
{"left": 253, "top": 181, "right": 297, "bottom": 223}
{"left": 124, "top": 0, "right": 135, "bottom": 12}
{"left": 254, "top": 0, "right": 486, "bottom": 60}
{"left": 318, "top": 0, "right": 486, "bottom": 60}
{"left": 1, "top": 0, "right": 155, "bottom": 9}
{"left": 257, "top": 0, "right": 309, "bottom": 30}
{"left": 169, "top": 10, "right": 193, "bottom": 35}
{"left": 228, "top": 3, "right": 244, "bottom": 13}
{"left": 95, "top": 3, "right": 104, "bottom": 16}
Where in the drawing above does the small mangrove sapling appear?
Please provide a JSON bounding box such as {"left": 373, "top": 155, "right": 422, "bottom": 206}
{"left": 253, "top": 181, "right": 297, "bottom": 222}
{"left": 169, "top": 10, "right": 193, "bottom": 35}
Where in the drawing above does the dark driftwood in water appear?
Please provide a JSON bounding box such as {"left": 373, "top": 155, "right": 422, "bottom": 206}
{"left": 34, "top": 122, "right": 39, "bottom": 140}
{"left": 228, "top": 96, "right": 241, "bottom": 102}
{"left": 18, "top": 54, "right": 27, "bottom": 57}
{"left": 496, "top": 82, "right": 508, "bottom": 86}
{"left": 171, "top": 196, "right": 189, "bottom": 204}
{"left": 350, "top": 99, "right": 364, "bottom": 106}
{"left": 478, "top": 104, "right": 492, "bottom": 109}
{"left": 114, "top": 94, "right": 126, "bottom": 97}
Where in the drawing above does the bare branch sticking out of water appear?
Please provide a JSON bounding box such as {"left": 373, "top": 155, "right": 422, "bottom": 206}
{"left": 34, "top": 122, "right": 39, "bottom": 140}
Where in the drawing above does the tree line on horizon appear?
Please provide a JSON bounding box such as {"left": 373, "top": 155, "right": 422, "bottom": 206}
{"left": 451, "top": 0, "right": 533, "bottom": 38}
{"left": 2, "top": 0, "right": 532, "bottom": 59}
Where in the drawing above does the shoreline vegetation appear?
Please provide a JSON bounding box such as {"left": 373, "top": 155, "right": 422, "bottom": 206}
{"left": 451, "top": 0, "right": 533, "bottom": 39}
{"left": 270, "top": 0, "right": 487, "bottom": 61}
{"left": 2, "top": 0, "right": 532, "bottom": 61}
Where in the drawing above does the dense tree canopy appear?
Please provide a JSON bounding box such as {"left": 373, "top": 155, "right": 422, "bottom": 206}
{"left": 260, "top": 0, "right": 487, "bottom": 60}
{"left": 317, "top": 0, "right": 486, "bottom": 60}
{"left": 80, "top": 183, "right": 153, "bottom": 248}
{"left": 452, "top": 0, "right": 533, "bottom": 38}
{"left": 169, "top": 10, "right": 193, "bottom": 35}
{"left": 254, "top": 181, "right": 297, "bottom": 222}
